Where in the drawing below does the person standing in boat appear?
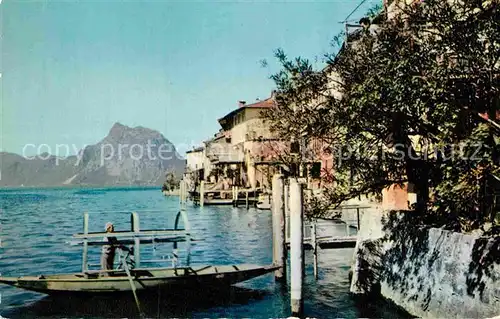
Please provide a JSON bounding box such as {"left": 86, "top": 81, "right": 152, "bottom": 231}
{"left": 101, "top": 222, "right": 118, "bottom": 273}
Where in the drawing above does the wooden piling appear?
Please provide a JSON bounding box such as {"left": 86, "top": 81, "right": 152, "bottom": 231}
{"left": 179, "top": 180, "right": 183, "bottom": 206}
{"left": 200, "top": 181, "right": 205, "bottom": 207}
{"left": 185, "top": 181, "right": 188, "bottom": 203}
{"left": 312, "top": 221, "right": 318, "bottom": 280}
{"left": 82, "top": 212, "right": 89, "bottom": 272}
{"left": 357, "top": 207, "right": 361, "bottom": 230}
{"left": 182, "top": 181, "right": 187, "bottom": 208}
{"left": 289, "top": 178, "right": 304, "bottom": 317}
{"left": 284, "top": 183, "right": 290, "bottom": 240}
{"left": 181, "top": 180, "right": 185, "bottom": 205}
{"left": 246, "top": 191, "right": 249, "bottom": 209}
{"left": 231, "top": 186, "right": 235, "bottom": 206}
{"left": 131, "top": 212, "right": 140, "bottom": 267}
{"left": 182, "top": 180, "right": 187, "bottom": 207}
{"left": 234, "top": 186, "right": 239, "bottom": 207}
{"left": 272, "top": 174, "right": 286, "bottom": 281}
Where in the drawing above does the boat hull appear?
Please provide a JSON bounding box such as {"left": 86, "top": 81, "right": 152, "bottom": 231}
{"left": 0, "top": 264, "right": 278, "bottom": 294}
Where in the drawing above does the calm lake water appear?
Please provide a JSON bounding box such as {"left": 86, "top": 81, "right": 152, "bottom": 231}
{"left": 0, "top": 187, "right": 409, "bottom": 318}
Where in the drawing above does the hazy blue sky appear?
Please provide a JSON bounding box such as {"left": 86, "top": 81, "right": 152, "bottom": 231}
{"left": 1, "top": 0, "right": 380, "bottom": 156}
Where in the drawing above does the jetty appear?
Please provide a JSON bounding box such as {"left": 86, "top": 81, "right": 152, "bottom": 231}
{"left": 190, "top": 181, "right": 261, "bottom": 208}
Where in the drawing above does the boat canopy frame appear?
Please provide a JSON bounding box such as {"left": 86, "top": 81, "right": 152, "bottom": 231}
{"left": 71, "top": 210, "right": 192, "bottom": 273}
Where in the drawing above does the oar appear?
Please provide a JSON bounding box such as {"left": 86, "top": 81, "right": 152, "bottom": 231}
{"left": 120, "top": 249, "right": 144, "bottom": 318}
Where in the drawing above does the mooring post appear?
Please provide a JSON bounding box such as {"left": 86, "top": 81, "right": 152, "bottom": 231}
{"left": 235, "top": 186, "right": 239, "bottom": 207}
{"left": 230, "top": 186, "right": 234, "bottom": 206}
{"left": 290, "top": 178, "right": 304, "bottom": 317}
{"left": 82, "top": 212, "right": 89, "bottom": 272}
{"left": 179, "top": 180, "right": 183, "bottom": 205}
{"left": 284, "top": 182, "right": 290, "bottom": 240}
{"left": 246, "top": 190, "right": 249, "bottom": 209}
{"left": 200, "top": 181, "right": 205, "bottom": 207}
{"left": 184, "top": 181, "right": 188, "bottom": 206}
{"left": 357, "top": 207, "right": 360, "bottom": 231}
{"left": 182, "top": 180, "right": 187, "bottom": 208}
{"left": 181, "top": 180, "right": 186, "bottom": 205}
{"left": 131, "top": 212, "right": 140, "bottom": 268}
{"left": 272, "top": 174, "right": 286, "bottom": 281}
{"left": 182, "top": 180, "right": 186, "bottom": 206}
{"left": 312, "top": 220, "right": 318, "bottom": 280}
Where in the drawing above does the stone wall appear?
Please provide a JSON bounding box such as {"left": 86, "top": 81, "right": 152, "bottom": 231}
{"left": 350, "top": 210, "right": 500, "bottom": 318}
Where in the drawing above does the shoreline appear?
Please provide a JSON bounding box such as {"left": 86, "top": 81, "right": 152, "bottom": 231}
{"left": 162, "top": 189, "right": 180, "bottom": 196}
{"left": 0, "top": 185, "right": 162, "bottom": 192}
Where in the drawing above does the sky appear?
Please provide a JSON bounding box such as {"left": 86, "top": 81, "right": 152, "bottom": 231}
{"left": 1, "top": 0, "right": 380, "bottom": 157}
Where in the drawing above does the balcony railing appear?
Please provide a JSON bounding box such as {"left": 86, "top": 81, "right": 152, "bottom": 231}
{"left": 206, "top": 150, "right": 244, "bottom": 164}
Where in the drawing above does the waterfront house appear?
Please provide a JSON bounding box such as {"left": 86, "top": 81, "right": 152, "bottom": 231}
{"left": 184, "top": 146, "right": 205, "bottom": 191}
{"left": 186, "top": 147, "right": 204, "bottom": 172}
{"left": 215, "top": 93, "right": 284, "bottom": 190}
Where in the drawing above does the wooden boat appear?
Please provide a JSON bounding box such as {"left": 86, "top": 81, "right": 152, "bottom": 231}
{"left": 0, "top": 264, "right": 279, "bottom": 294}
{"left": 0, "top": 210, "right": 279, "bottom": 299}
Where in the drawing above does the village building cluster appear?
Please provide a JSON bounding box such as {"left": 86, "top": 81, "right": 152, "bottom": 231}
{"left": 185, "top": 93, "right": 286, "bottom": 195}
{"left": 183, "top": 0, "right": 497, "bottom": 210}
{"left": 183, "top": 89, "right": 335, "bottom": 201}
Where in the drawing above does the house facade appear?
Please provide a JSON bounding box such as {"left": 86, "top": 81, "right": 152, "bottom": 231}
{"left": 184, "top": 91, "right": 343, "bottom": 192}
{"left": 186, "top": 147, "right": 204, "bottom": 172}
{"left": 216, "top": 94, "right": 283, "bottom": 189}
{"left": 184, "top": 92, "right": 287, "bottom": 191}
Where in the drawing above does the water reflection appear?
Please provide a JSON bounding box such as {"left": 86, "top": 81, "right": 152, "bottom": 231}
{"left": 0, "top": 188, "right": 410, "bottom": 318}
{"left": 5, "top": 286, "right": 270, "bottom": 319}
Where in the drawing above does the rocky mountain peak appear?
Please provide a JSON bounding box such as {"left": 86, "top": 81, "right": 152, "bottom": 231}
{"left": 106, "top": 122, "right": 166, "bottom": 144}
{"left": 0, "top": 123, "right": 185, "bottom": 187}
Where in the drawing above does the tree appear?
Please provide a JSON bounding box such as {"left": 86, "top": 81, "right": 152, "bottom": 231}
{"left": 265, "top": 0, "right": 500, "bottom": 231}
{"left": 162, "top": 171, "right": 180, "bottom": 192}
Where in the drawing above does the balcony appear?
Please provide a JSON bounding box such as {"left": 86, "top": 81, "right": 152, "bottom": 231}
{"left": 206, "top": 147, "right": 244, "bottom": 164}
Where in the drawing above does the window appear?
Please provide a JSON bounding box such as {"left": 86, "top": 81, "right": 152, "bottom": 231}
{"left": 290, "top": 141, "right": 300, "bottom": 154}
{"left": 233, "top": 112, "right": 245, "bottom": 126}
{"left": 309, "top": 162, "right": 321, "bottom": 179}
{"left": 289, "top": 163, "right": 299, "bottom": 177}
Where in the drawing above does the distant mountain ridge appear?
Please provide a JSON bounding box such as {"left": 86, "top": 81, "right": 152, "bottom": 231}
{"left": 0, "top": 123, "right": 185, "bottom": 187}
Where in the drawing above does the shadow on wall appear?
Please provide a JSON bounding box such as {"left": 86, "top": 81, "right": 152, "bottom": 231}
{"left": 382, "top": 212, "right": 433, "bottom": 308}
{"left": 353, "top": 211, "right": 500, "bottom": 316}
{"left": 467, "top": 236, "right": 500, "bottom": 299}
{"left": 354, "top": 238, "right": 384, "bottom": 296}
{"left": 354, "top": 211, "right": 432, "bottom": 301}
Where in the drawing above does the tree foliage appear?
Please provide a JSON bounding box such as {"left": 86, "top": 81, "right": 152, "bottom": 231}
{"left": 162, "top": 171, "right": 180, "bottom": 192}
{"left": 265, "top": 0, "right": 500, "bottom": 231}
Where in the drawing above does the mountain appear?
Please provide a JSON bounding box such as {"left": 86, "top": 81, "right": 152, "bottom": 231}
{"left": 0, "top": 123, "right": 185, "bottom": 187}
{"left": 0, "top": 152, "right": 80, "bottom": 187}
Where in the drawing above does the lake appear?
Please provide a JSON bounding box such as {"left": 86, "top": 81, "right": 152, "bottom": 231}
{"left": 0, "top": 187, "right": 409, "bottom": 318}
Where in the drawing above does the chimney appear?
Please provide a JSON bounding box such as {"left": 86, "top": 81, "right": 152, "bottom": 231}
{"left": 238, "top": 100, "right": 246, "bottom": 107}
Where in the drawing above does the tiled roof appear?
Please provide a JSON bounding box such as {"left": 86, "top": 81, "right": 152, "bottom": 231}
{"left": 218, "top": 93, "right": 276, "bottom": 129}
{"left": 244, "top": 97, "right": 275, "bottom": 109}
{"left": 186, "top": 146, "right": 204, "bottom": 154}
